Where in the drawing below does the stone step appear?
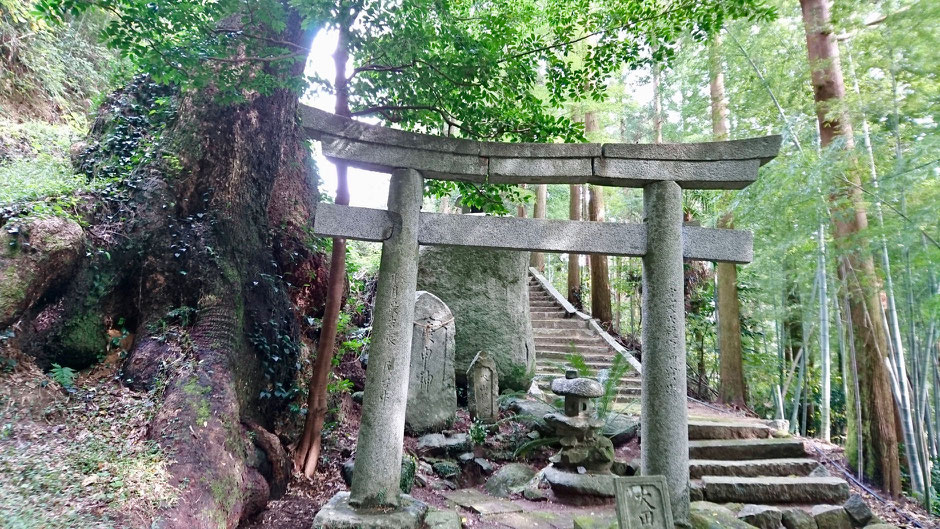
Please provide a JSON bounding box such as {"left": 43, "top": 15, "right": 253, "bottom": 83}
{"left": 534, "top": 373, "right": 641, "bottom": 386}
{"left": 535, "top": 381, "right": 641, "bottom": 396}
{"left": 530, "top": 311, "right": 566, "bottom": 319}
{"left": 532, "top": 328, "right": 596, "bottom": 339}
{"left": 701, "top": 476, "right": 850, "bottom": 504}
{"left": 689, "top": 458, "right": 821, "bottom": 479}
{"left": 688, "top": 420, "right": 774, "bottom": 440}
{"left": 534, "top": 337, "right": 608, "bottom": 347}
{"left": 530, "top": 300, "right": 559, "bottom": 307}
{"left": 535, "top": 344, "right": 611, "bottom": 355}
{"left": 530, "top": 319, "right": 589, "bottom": 330}
{"left": 689, "top": 439, "right": 807, "bottom": 460}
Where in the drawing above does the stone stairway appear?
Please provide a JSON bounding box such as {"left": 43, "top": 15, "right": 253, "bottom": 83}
{"left": 527, "top": 270, "right": 641, "bottom": 404}
{"left": 688, "top": 420, "right": 851, "bottom": 506}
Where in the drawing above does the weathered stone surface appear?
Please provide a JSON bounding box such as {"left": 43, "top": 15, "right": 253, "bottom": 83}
{"left": 611, "top": 459, "right": 638, "bottom": 477}
{"left": 405, "top": 291, "right": 457, "bottom": 434}
{"left": 484, "top": 463, "right": 536, "bottom": 497}
{"left": 543, "top": 467, "right": 615, "bottom": 498}
{"left": 311, "top": 492, "right": 428, "bottom": 529}
{"left": 602, "top": 413, "right": 640, "bottom": 445}
{"left": 811, "top": 505, "right": 851, "bottom": 529}
{"left": 424, "top": 509, "right": 462, "bottom": 529}
{"left": 810, "top": 465, "right": 831, "bottom": 477}
{"left": 842, "top": 494, "right": 872, "bottom": 526}
{"left": 688, "top": 420, "right": 773, "bottom": 440}
{"left": 594, "top": 158, "right": 761, "bottom": 190}
{"left": 349, "top": 169, "right": 423, "bottom": 509}
{"left": 523, "top": 485, "right": 548, "bottom": 501}
{"left": 702, "top": 476, "right": 850, "bottom": 504}
{"left": 505, "top": 397, "right": 555, "bottom": 434}
{"left": 642, "top": 180, "right": 690, "bottom": 525}
{"left": 689, "top": 439, "right": 807, "bottom": 460}
{"left": 862, "top": 524, "right": 899, "bottom": 529}
{"left": 416, "top": 433, "right": 470, "bottom": 456}
{"left": 689, "top": 501, "right": 754, "bottom": 529}
{"left": 417, "top": 245, "right": 534, "bottom": 388}
{"left": 689, "top": 458, "right": 821, "bottom": 479}
{"left": 737, "top": 505, "right": 783, "bottom": 529}
{"left": 468, "top": 351, "right": 499, "bottom": 422}
{"left": 551, "top": 376, "right": 604, "bottom": 398}
{"left": 602, "top": 136, "right": 781, "bottom": 163}
{"left": 782, "top": 508, "right": 817, "bottom": 529}
{"left": 301, "top": 103, "right": 780, "bottom": 189}
{"left": 316, "top": 205, "right": 753, "bottom": 263}
{"left": 472, "top": 457, "right": 495, "bottom": 475}
{"left": 689, "top": 482, "right": 705, "bottom": 502}
{"left": 614, "top": 476, "right": 674, "bottom": 529}
{"left": 443, "top": 488, "right": 522, "bottom": 515}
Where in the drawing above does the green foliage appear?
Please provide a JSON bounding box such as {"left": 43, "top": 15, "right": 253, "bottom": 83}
{"left": 0, "top": 0, "right": 124, "bottom": 122}
{"left": 49, "top": 363, "right": 77, "bottom": 389}
{"left": 468, "top": 418, "right": 488, "bottom": 446}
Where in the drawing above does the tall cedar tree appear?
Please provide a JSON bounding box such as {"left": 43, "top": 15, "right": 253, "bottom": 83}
{"left": 799, "top": 0, "right": 901, "bottom": 494}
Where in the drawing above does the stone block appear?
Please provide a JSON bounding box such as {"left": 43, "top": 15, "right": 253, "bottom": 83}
{"left": 311, "top": 492, "right": 428, "bottom": 529}
{"left": 842, "top": 494, "right": 873, "bottom": 526}
{"left": 811, "top": 504, "right": 851, "bottom": 529}
{"left": 689, "top": 458, "right": 821, "bottom": 479}
{"left": 702, "top": 476, "right": 850, "bottom": 504}
{"left": 424, "top": 509, "right": 462, "bottom": 529}
{"left": 737, "top": 504, "right": 783, "bottom": 529}
{"left": 782, "top": 508, "right": 817, "bottom": 529}
{"left": 614, "top": 475, "right": 674, "bottom": 529}
{"left": 543, "top": 466, "right": 615, "bottom": 499}
{"left": 468, "top": 351, "right": 499, "bottom": 422}
{"left": 689, "top": 501, "right": 754, "bottom": 529}
{"left": 687, "top": 420, "right": 773, "bottom": 440}
{"left": 484, "top": 463, "right": 536, "bottom": 497}
{"left": 689, "top": 439, "right": 807, "bottom": 461}
{"left": 416, "top": 433, "right": 470, "bottom": 457}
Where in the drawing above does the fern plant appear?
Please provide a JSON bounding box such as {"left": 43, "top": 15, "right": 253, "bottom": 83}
{"left": 50, "top": 363, "right": 77, "bottom": 388}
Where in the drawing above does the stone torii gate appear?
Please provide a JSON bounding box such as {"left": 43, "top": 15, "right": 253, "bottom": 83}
{"left": 302, "top": 105, "right": 780, "bottom": 527}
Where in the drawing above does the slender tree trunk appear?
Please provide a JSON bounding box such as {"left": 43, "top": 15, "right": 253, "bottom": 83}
{"left": 800, "top": 0, "right": 901, "bottom": 494}
{"left": 652, "top": 63, "right": 663, "bottom": 144}
{"left": 294, "top": 23, "right": 353, "bottom": 478}
{"left": 568, "top": 184, "right": 582, "bottom": 307}
{"left": 818, "top": 226, "right": 832, "bottom": 442}
{"left": 530, "top": 184, "right": 546, "bottom": 271}
{"left": 518, "top": 184, "right": 528, "bottom": 218}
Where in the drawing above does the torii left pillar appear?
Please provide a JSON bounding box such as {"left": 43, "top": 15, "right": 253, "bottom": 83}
{"left": 313, "top": 168, "right": 428, "bottom": 527}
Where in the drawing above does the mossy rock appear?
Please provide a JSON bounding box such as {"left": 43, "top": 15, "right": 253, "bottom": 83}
{"left": 690, "top": 501, "right": 756, "bottom": 529}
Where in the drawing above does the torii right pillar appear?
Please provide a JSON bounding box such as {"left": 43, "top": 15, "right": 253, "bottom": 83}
{"left": 641, "top": 180, "right": 690, "bottom": 527}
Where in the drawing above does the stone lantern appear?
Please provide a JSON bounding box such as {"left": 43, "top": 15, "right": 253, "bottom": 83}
{"left": 543, "top": 369, "right": 616, "bottom": 501}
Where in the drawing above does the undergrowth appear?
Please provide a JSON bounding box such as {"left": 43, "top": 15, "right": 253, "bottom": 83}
{"left": 0, "top": 356, "right": 178, "bottom": 528}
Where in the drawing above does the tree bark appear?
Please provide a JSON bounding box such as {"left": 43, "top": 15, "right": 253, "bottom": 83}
{"left": 710, "top": 36, "right": 747, "bottom": 407}
{"left": 800, "top": 0, "right": 901, "bottom": 495}
{"left": 5, "top": 8, "right": 322, "bottom": 524}
{"left": 588, "top": 184, "right": 612, "bottom": 326}
{"left": 567, "top": 184, "right": 582, "bottom": 307}
{"left": 530, "top": 184, "right": 546, "bottom": 271}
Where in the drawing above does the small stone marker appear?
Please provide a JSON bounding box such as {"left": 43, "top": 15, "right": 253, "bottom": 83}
{"left": 467, "top": 351, "right": 499, "bottom": 422}
{"left": 614, "top": 476, "right": 674, "bottom": 529}
{"left": 406, "top": 291, "right": 457, "bottom": 434}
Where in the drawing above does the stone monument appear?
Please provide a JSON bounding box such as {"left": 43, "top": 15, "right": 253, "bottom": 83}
{"left": 467, "top": 350, "right": 499, "bottom": 423}
{"left": 543, "top": 369, "right": 616, "bottom": 501}
{"left": 614, "top": 476, "right": 674, "bottom": 529}
{"left": 406, "top": 291, "right": 457, "bottom": 434}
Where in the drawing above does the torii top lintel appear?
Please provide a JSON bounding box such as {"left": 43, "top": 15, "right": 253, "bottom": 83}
{"left": 300, "top": 105, "right": 781, "bottom": 190}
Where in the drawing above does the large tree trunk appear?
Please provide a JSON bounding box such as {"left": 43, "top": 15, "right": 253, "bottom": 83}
{"left": 1, "top": 10, "right": 323, "bottom": 528}
{"left": 800, "top": 0, "right": 901, "bottom": 495}
{"left": 710, "top": 37, "right": 747, "bottom": 407}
